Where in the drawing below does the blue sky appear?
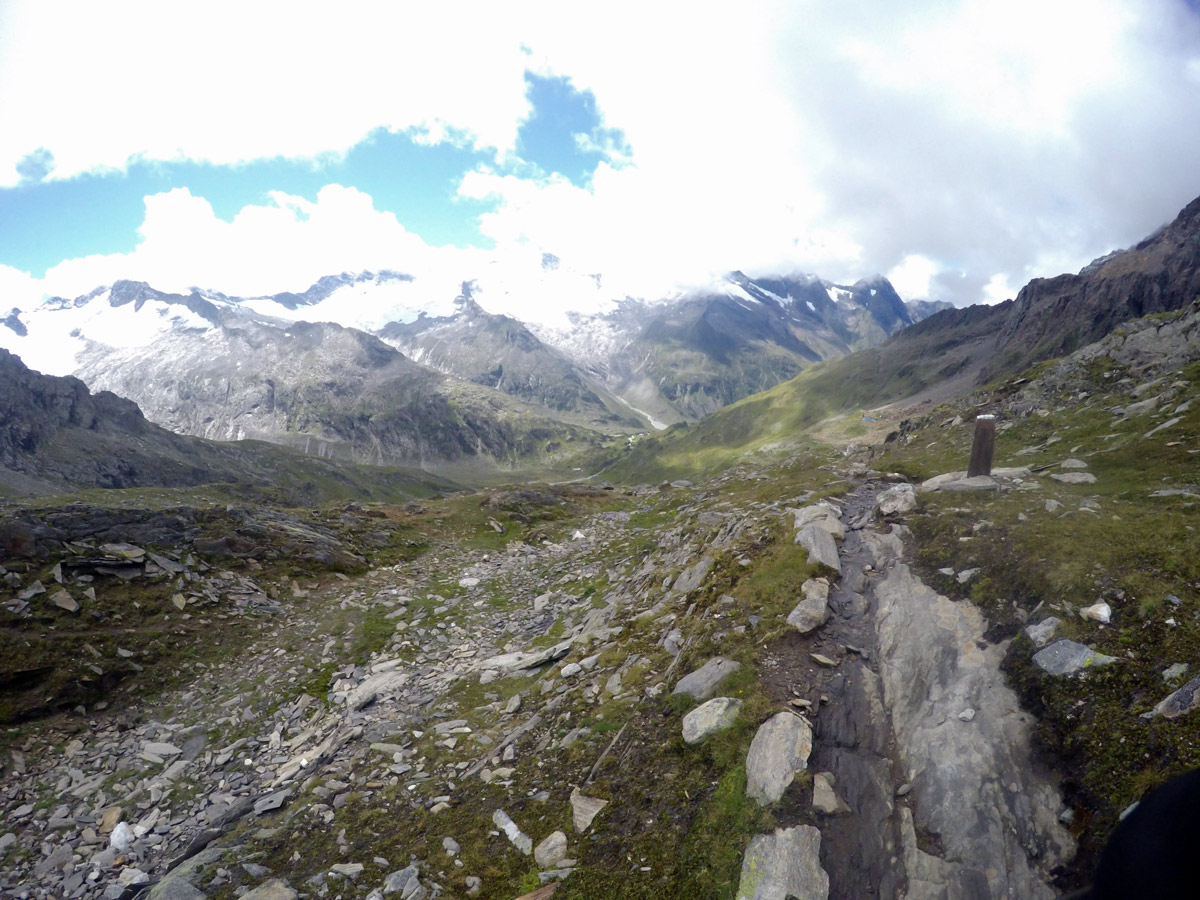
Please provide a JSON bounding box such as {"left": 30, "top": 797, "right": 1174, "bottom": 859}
{"left": 1, "top": 73, "right": 619, "bottom": 278}
{"left": 1, "top": 1, "right": 1199, "bottom": 311}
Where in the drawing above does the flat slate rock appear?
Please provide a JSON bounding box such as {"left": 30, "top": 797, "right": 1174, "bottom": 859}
{"left": 735, "top": 825, "right": 829, "bottom": 900}
{"left": 1032, "top": 640, "right": 1118, "bottom": 675}
{"left": 672, "top": 657, "right": 741, "bottom": 700}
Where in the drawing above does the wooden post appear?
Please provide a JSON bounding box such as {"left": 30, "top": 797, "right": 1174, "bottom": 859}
{"left": 967, "top": 414, "right": 996, "bottom": 477}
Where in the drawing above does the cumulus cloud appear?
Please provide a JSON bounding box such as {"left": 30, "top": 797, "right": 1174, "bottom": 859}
{"left": 37, "top": 186, "right": 448, "bottom": 300}
{"left": 3, "top": 0, "right": 1200, "bottom": 308}
{"left": 0, "top": 1, "right": 533, "bottom": 185}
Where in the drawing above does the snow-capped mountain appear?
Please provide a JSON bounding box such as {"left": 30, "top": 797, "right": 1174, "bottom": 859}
{"left": 0, "top": 265, "right": 934, "bottom": 467}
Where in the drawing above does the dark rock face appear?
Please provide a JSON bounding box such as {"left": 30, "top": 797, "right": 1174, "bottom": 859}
{"left": 984, "top": 195, "right": 1200, "bottom": 381}
{"left": 0, "top": 348, "right": 214, "bottom": 492}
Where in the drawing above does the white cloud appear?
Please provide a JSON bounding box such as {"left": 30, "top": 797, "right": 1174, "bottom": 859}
{"left": 887, "top": 255, "right": 940, "bottom": 300}
{"left": 3, "top": 0, "right": 1200, "bottom": 309}
{"left": 0, "top": 1, "right": 534, "bottom": 185}
{"left": 36, "top": 185, "right": 451, "bottom": 300}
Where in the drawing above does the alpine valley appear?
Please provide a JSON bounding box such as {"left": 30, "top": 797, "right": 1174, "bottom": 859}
{"left": 0, "top": 195, "right": 1198, "bottom": 900}
{"left": 0, "top": 268, "right": 946, "bottom": 475}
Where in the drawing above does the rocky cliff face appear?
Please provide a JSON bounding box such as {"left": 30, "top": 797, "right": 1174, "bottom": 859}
{"left": 984, "top": 194, "right": 1200, "bottom": 381}
{"left": 0, "top": 348, "right": 224, "bottom": 493}
{"left": 73, "top": 315, "right": 593, "bottom": 468}
{"left": 379, "top": 288, "right": 645, "bottom": 430}
{"left": 533, "top": 273, "right": 919, "bottom": 422}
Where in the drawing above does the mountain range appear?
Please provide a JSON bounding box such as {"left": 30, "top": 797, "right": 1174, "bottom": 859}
{"left": 0, "top": 266, "right": 943, "bottom": 472}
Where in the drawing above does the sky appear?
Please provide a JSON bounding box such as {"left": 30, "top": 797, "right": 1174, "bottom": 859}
{"left": 2, "top": 0, "right": 1200, "bottom": 318}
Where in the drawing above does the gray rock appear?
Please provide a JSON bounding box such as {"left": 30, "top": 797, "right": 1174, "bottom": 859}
{"left": 1025, "top": 617, "right": 1061, "bottom": 647}
{"left": 240, "top": 879, "right": 298, "bottom": 900}
{"left": 1060, "top": 458, "right": 1089, "bottom": 469}
{"left": 795, "top": 525, "right": 841, "bottom": 575}
{"left": 1153, "top": 673, "right": 1200, "bottom": 719}
{"left": 874, "top": 563, "right": 1074, "bottom": 899}
{"left": 1045, "top": 499, "right": 1063, "bottom": 512}
{"left": 442, "top": 836, "right": 460, "bottom": 856}
{"left": 253, "top": 788, "right": 293, "bottom": 816}
{"left": 0, "top": 832, "right": 15, "bottom": 851}
{"left": 534, "top": 830, "right": 568, "bottom": 867}
{"left": 786, "top": 579, "right": 830, "bottom": 634}
{"left": 383, "top": 864, "right": 426, "bottom": 898}
{"left": 673, "top": 555, "right": 714, "bottom": 593}
{"left": 682, "top": 697, "right": 742, "bottom": 745}
{"left": 792, "top": 504, "right": 845, "bottom": 540}
{"left": 50, "top": 588, "right": 79, "bottom": 612}
{"left": 735, "top": 825, "right": 829, "bottom": 900}
{"left": 149, "top": 881, "right": 206, "bottom": 900}
{"left": 493, "top": 809, "right": 533, "bottom": 855}
{"left": 811, "top": 773, "right": 849, "bottom": 815}
{"left": 1050, "top": 472, "right": 1097, "bottom": 484}
{"left": 876, "top": 483, "right": 917, "bottom": 516}
{"left": 148, "top": 847, "right": 228, "bottom": 900}
{"left": 672, "top": 657, "right": 741, "bottom": 700}
{"left": 570, "top": 788, "right": 608, "bottom": 832}
{"left": 143, "top": 741, "right": 183, "bottom": 757}
{"left": 919, "top": 473, "right": 998, "bottom": 492}
{"left": 346, "top": 670, "right": 408, "bottom": 710}
{"left": 745, "top": 711, "right": 813, "bottom": 805}
{"left": 34, "top": 844, "right": 74, "bottom": 877}
{"left": 1032, "top": 640, "right": 1118, "bottom": 675}
{"left": 330, "top": 863, "right": 364, "bottom": 877}
{"left": 1162, "top": 663, "right": 1189, "bottom": 682}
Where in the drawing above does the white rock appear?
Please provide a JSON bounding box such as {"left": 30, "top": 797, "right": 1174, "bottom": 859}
{"left": 534, "top": 830, "right": 568, "bottom": 867}
{"left": 570, "top": 788, "right": 608, "bottom": 832}
{"left": 1080, "top": 602, "right": 1112, "bottom": 624}
{"left": 876, "top": 483, "right": 917, "bottom": 516}
{"left": 682, "top": 697, "right": 742, "bottom": 745}
{"left": 109, "top": 821, "right": 134, "bottom": 851}
{"left": 493, "top": 809, "right": 532, "bottom": 855}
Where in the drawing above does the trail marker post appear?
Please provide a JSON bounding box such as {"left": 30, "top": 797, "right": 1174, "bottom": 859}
{"left": 967, "top": 414, "right": 996, "bottom": 477}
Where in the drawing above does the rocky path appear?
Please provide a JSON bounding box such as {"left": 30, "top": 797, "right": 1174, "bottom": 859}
{"left": 733, "top": 479, "right": 1075, "bottom": 900}
{"left": 1, "top": 471, "right": 1081, "bottom": 900}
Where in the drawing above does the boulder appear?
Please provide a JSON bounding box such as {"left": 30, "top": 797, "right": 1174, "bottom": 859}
{"left": 1024, "top": 617, "right": 1061, "bottom": 647}
{"left": 682, "top": 697, "right": 742, "bottom": 745}
{"left": 795, "top": 525, "right": 841, "bottom": 575}
{"left": 534, "top": 830, "right": 568, "bottom": 867}
{"left": 735, "top": 826, "right": 829, "bottom": 900}
{"left": 792, "top": 504, "right": 845, "bottom": 540}
{"left": 1032, "top": 640, "right": 1118, "bottom": 675}
{"left": 876, "top": 484, "right": 917, "bottom": 516}
{"left": 672, "top": 657, "right": 740, "bottom": 700}
{"left": 786, "top": 579, "right": 830, "bottom": 634}
{"left": 745, "top": 711, "right": 813, "bottom": 805}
